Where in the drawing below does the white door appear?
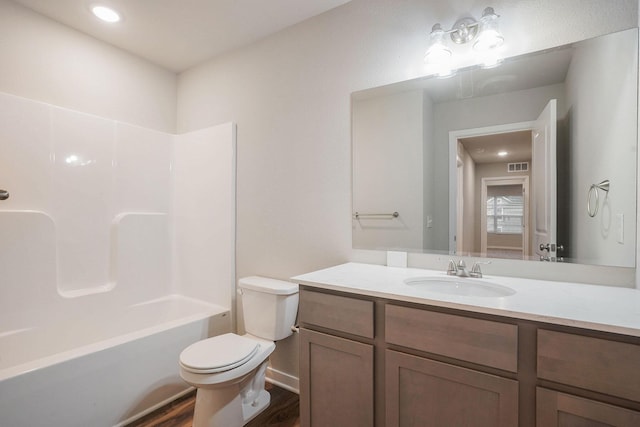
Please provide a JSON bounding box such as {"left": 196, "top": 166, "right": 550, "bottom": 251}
{"left": 532, "top": 99, "right": 557, "bottom": 260}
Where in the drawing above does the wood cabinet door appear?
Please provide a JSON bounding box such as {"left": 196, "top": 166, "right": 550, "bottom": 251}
{"left": 386, "top": 349, "right": 518, "bottom": 427}
{"left": 299, "top": 328, "right": 374, "bottom": 427}
{"left": 537, "top": 388, "right": 640, "bottom": 427}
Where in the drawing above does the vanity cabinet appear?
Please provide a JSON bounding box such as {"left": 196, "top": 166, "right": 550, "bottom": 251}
{"left": 298, "top": 290, "right": 375, "bottom": 427}
{"left": 385, "top": 304, "right": 519, "bottom": 426}
{"left": 536, "top": 329, "right": 640, "bottom": 427}
{"left": 298, "top": 286, "right": 640, "bottom": 427}
{"left": 386, "top": 350, "right": 518, "bottom": 426}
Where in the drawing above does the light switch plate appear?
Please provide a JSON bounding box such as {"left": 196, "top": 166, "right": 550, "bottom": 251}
{"left": 616, "top": 213, "right": 624, "bottom": 244}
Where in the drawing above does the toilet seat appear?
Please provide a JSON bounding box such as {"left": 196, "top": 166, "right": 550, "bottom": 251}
{"left": 180, "top": 333, "right": 260, "bottom": 374}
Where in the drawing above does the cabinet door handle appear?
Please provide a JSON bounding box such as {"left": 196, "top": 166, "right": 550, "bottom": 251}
{"left": 0, "top": 189, "right": 9, "bottom": 200}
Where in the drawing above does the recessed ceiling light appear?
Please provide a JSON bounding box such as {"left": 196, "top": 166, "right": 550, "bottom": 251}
{"left": 498, "top": 151, "right": 508, "bottom": 157}
{"left": 91, "top": 5, "right": 121, "bottom": 23}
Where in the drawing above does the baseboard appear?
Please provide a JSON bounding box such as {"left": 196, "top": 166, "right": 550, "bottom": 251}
{"left": 266, "top": 366, "right": 299, "bottom": 394}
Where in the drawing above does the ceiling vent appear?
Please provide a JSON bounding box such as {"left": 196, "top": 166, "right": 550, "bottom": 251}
{"left": 507, "top": 162, "right": 529, "bottom": 172}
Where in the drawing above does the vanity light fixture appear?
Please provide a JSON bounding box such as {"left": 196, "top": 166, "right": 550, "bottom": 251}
{"left": 498, "top": 150, "right": 508, "bottom": 157}
{"left": 91, "top": 5, "right": 121, "bottom": 23}
{"left": 425, "top": 7, "right": 504, "bottom": 75}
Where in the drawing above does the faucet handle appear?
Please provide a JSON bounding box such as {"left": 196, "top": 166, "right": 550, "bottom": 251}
{"left": 447, "top": 259, "right": 458, "bottom": 276}
{"left": 470, "top": 260, "right": 491, "bottom": 278}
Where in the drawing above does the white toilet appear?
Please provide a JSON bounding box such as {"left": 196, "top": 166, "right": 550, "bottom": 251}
{"left": 179, "top": 276, "right": 299, "bottom": 427}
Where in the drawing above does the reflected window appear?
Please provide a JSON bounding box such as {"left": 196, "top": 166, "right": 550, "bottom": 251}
{"left": 487, "top": 194, "right": 523, "bottom": 234}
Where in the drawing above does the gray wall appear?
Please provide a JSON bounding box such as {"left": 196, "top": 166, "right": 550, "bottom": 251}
{"left": 564, "top": 29, "right": 638, "bottom": 266}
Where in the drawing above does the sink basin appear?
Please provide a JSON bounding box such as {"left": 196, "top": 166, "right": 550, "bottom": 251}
{"left": 403, "top": 277, "right": 516, "bottom": 298}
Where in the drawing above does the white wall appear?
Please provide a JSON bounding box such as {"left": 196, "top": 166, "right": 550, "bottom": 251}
{"left": 172, "top": 124, "right": 236, "bottom": 310}
{"left": 0, "top": 0, "right": 176, "bottom": 133}
{"left": 177, "top": 0, "right": 637, "bottom": 385}
{"left": 564, "top": 29, "right": 638, "bottom": 267}
{"left": 352, "top": 90, "right": 423, "bottom": 250}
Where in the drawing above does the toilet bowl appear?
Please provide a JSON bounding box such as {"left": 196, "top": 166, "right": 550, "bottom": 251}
{"left": 179, "top": 276, "right": 299, "bottom": 427}
{"left": 179, "top": 333, "right": 276, "bottom": 426}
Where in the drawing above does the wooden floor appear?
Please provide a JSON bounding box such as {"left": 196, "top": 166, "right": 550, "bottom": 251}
{"left": 128, "top": 382, "right": 300, "bottom": 427}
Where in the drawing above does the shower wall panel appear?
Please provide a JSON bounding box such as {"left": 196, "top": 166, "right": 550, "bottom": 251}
{"left": 0, "top": 92, "right": 172, "bottom": 299}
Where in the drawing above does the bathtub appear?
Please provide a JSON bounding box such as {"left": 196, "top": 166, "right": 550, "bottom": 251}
{"left": 0, "top": 295, "right": 230, "bottom": 427}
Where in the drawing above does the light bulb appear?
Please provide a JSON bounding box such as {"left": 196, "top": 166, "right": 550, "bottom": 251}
{"left": 425, "top": 24, "right": 453, "bottom": 77}
{"left": 92, "top": 5, "right": 121, "bottom": 23}
{"left": 473, "top": 7, "right": 503, "bottom": 52}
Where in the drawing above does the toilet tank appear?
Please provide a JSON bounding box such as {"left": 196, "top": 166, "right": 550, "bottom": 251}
{"left": 238, "top": 276, "right": 299, "bottom": 341}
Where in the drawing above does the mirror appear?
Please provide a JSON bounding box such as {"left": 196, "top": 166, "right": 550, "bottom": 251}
{"left": 352, "top": 28, "right": 638, "bottom": 267}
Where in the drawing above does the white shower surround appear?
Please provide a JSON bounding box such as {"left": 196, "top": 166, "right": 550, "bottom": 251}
{"left": 0, "top": 91, "right": 236, "bottom": 426}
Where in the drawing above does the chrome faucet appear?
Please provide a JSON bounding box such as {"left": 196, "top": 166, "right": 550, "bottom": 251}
{"left": 447, "top": 259, "right": 489, "bottom": 278}
{"left": 456, "top": 260, "right": 470, "bottom": 277}
{"left": 447, "top": 259, "right": 470, "bottom": 277}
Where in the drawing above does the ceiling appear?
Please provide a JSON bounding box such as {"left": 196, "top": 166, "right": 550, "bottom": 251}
{"left": 11, "top": 0, "right": 352, "bottom": 72}
{"left": 460, "top": 130, "right": 532, "bottom": 164}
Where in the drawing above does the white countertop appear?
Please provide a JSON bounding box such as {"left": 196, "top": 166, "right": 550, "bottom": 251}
{"left": 292, "top": 263, "right": 640, "bottom": 337}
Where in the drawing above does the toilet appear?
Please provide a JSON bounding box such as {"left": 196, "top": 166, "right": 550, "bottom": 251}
{"left": 179, "top": 276, "right": 299, "bottom": 427}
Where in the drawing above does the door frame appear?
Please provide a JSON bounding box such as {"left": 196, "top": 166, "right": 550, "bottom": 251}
{"left": 456, "top": 154, "right": 464, "bottom": 253}
{"left": 481, "top": 176, "right": 530, "bottom": 257}
{"left": 448, "top": 121, "right": 535, "bottom": 253}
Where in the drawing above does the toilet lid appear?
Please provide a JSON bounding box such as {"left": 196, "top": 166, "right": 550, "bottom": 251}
{"left": 180, "top": 333, "right": 260, "bottom": 374}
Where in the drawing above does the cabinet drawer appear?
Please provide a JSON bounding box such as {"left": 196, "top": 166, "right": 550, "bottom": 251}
{"left": 537, "top": 387, "right": 640, "bottom": 427}
{"left": 537, "top": 330, "right": 640, "bottom": 402}
{"left": 386, "top": 304, "right": 518, "bottom": 372}
{"left": 299, "top": 289, "right": 374, "bottom": 338}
